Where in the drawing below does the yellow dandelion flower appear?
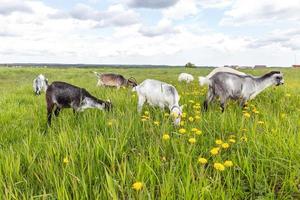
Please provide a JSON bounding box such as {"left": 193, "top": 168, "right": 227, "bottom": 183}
{"left": 195, "top": 115, "right": 201, "bottom": 120}
{"left": 164, "top": 113, "right": 170, "bottom": 117}
{"left": 182, "top": 112, "right": 187, "bottom": 118}
{"left": 179, "top": 128, "right": 186, "bottom": 134}
{"left": 132, "top": 94, "right": 136, "bottom": 98}
{"left": 229, "top": 134, "right": 236, "bottom": 138}
{"left": 241, "top": 136, "right": 248, "bottom": 142}
{"left": 189, "top": 100, "right": 195, "bottom": 104}
{"left": 198, "top": 157, "right": 208, "bottom": 164}
{"left": 191, "top": 128, "right": 199, "bottom": 132}
{"left": 210, "top": 147, "right": 220, "bottom": 155}
{"left": 188, "top": 138, "right": 196, "bottom": 144}
{"left": 108, "top": 121, "right": 113, "bottom": 126}
{"left": 180, "top": 121, "right": 185, "bottom": 126}
{"left": 154, "top": 121, "right": 160, "bottom": 126}
{"left": 285, "top": 93, "right": 291, "bottom": 97}
{"left": 215, "top": 139, "right": 223, "bottom": 145}
{"left": 188, "top": 117, "right": 194, "bottom": 122}
{"left": 144, "top": 111, "right": 149, "bottom": 115}
{"left": 162, "top": 134, "right": 170, "bottom": 141}
{"left": 229, "top": 139, "right": 236, "bottom": 143}
{"left": 63, "top": 157, "right": 69, "bottom": 164}
{"left": 141, "top": 118, "right": 147, "bottom": 122}
{"left": 258, "top": 120, "right": 264, "bottom": 124}
{"left": 171, "top": 112, "right": 179, "bottom": 118}
{"left": 214, "top": 163, "right": 225, "bottom": 171}
{"left": 280, "top": 113, "right": 286, "bottom": 119}
{"left": 224, "top": 160, "right": 233, "bottom": 167}
{"left": 243, "top": 112, "right": 251, "bottom": 118}
{"left": 196, "top": 130, "right": 202, "bottom": 135}
{"left": 132, "top": 182, "right": 143, "bottom": 191}
{"left": 221, "top": 143, "right": 230, "bottom": 149}
{"left": 253, "top": 110, "right": 259, "bottom": 114}
{"left": 162, "top": 156, "right": 167, "bottom": 162}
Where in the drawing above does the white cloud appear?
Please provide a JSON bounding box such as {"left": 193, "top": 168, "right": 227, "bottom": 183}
{"left": 126, "top": 0, "right": 179, "bottom": 9}
{"left": 220, "top": 0, "right": 300, "bottom": 26}
{"left": 0, "top": 0, "right": 32, "bottom": 15}
{"left": 139, "top": 19, "right": 179, "bottom": 37}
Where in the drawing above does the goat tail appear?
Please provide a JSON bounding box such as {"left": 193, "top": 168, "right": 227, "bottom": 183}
{"left": 198, "top": 76, "right": 211, "bottom": 86}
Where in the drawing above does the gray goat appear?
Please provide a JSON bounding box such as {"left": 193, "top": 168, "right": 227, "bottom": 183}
{"left": 203, "top": 71, "right": 284, "bottom": 112}
{"left": 94, "top": 72, "right": 137, "bottom": 89}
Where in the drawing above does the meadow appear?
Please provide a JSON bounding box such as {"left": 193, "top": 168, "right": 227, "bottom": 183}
{"left": 0, "top": 67, "right": 299, "bottom": 199}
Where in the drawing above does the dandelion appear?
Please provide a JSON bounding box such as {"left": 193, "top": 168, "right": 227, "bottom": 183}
{"left": 214, "top": 163, "right": 225, "bottom": 171}
{"left": 258, "top": 121, "right": 264, "bottom": 124}
{"left": 221, "top": 143, "right": 230, "bottom": 149}
{"left": 188, "top": 117, "right": 194, "bottom": 122}
{"left": 164, "top": 113, "right": 170, "bottom": 117}
{"left": 63, "top": 157, "right": 69, "bottom": 164}
{"left": 195, "top": 115, "right": 201, "bottom": 120}
{"left": 198, "top": 157, "right": 208, "bottom": 164}
{"left": 179, "top": 128, "right": 186, "bottom": 134}
{"left": 189, "top": 100, "right": 195, "bottom": 104}
{"left": 285, "top": 93, "right": 291, "bottom": 97}
{"left": 108, "top": 121, "right": 113, "bottom": 126}
{"left": 191, "top": 128, "right": 199, "bottom": 132}
{"left": 224, "top": 160, "right": 233, "bottom": 167}
{"left": 188, "top": 138, "right": 196, "bottom": 144}
{"left": 215, "top": 139, "right": 223, "bottom": 145}
{"left": 229, "top": 139, "right": 236, "bottom": 143}
{"left": 154, "top": 121, "right": 160, "bottom": 126}
{"left": 141, "top": 118, "right": 147, "bottom": 122}
{"left": 132, "top": 182, "right": 143, "bottom": 191}
{"left": 180, "top": 121, "right": 185, "bottom": 126}
{"left": 162, "top": 156, "right": 167, "bottom": 162}
{"left": 162, "top": 134, "right": 170, "bottom": 141}
{"left": 229, "top": 134, "right": 236, "bottom": 138}
{"left": 210, "top": 147, "right": 220, "bottom": 155}
{"left": 132, "top": 94, "right": 136, "bottom": 98}
{"left": 243, "top": 112, "right": 251, "bottom": 118}
{"left": 241, "top": 136, "right": 248, "bottom": 142}
{"left": 182, "top": 112, "right": 187, "bottom": 118}
{"left": 144, "top": 111, "right": 149, "bottom": 115}
{"left": 196, "top": 130, "right": 202, "bottom": 135}
{"left": 253, "top": 110, "right": 259, "bottom": 114}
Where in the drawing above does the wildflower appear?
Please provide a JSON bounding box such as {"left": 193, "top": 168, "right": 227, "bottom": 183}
{"left": 162, "top": 156, "right": 167, "bottom": 162}
{"left": 182, "top": 112, "right": 187, "bottom": 118}
{"left": 188, "top": 117, "right": 194, "bottom": 122}
{"left": 144, "top": 111, "right": 149, "bottom": 115}
{"left": 229, "top": 134, "right": 236, "bottom": 138}
{"left": 280, "top": 113, "right": 287, "bottom": 119}
{"left": 214, "top": 163, "right": 225, "bottom": 171}
{"left": 179, "top": 128, "right": 186, "bottom": 134}
{"left": 132, "top": 94, "right": 136, "bottom": 98}
{"left": 198, "top": 157, "right": 208, "bottom": 164}
{"left": 162, "top": 134, "right": 170, "bottom": 141}
{"left": 141, "top": 118, "right": 147, "bottom": 122}
{"left": 241, "top": 136, "right": 248, "bottom": 142}
{"left": 164, "top": 113, "right": 170, "bottom": 117}
{"left": 154, "top": 121, "right": 160, "bottom": 126}
{"left": 195, "top": 115, "right": 201, "bottom": 120}
{"left": 257, "top": 121, "right": 264, "bottom": 124}
{"left": 188, "top": 138, "right": 196, "bottom": 144}
{"left": 285, "top": 93, "right": 291, "bottom": 97}
{"left": 196, "top": 130, "right": 202, "bottom": 135}
{"left": 253, "top": 110, "right": 259, "bottom": 114}
{"left": 63, "top": 157, "right": 69, "bottom": 164}
{"left": 243, "top": 112, "right": 251, "bottom": 118}
{"left": 221, "top": 143, "right": 230, "bottom": 149}
{"left": 171, "top": 112, "right": 179, "bottom": 118}
{"left": 224, "top": 160, "right": 233, "bottom": 167}
{"left": 189, "top": 100, "right": 195, "bottom": 104}
{"left": 210, "top": 147, "right": 220, "bottom": 155}
{"left": 191, "top": 128, "right": 199, "bottom": 132}
{"left": 229, "top": 139, "right": 236, "bottom": 143}
{"left": 215, "top": 139, "right": 223, "bottom": 145}
{"left": 108, "top": 121, "right": 113, "bottom": 126}
{"left": 180, "top": 121, "right": 185, "bottom": 126}
{"left": 132, "top": 182, "right": 143, "bottom": 191}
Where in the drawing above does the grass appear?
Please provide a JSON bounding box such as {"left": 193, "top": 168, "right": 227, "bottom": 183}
{"left": 0, "top": 67, "right": 299, "bottom": 199}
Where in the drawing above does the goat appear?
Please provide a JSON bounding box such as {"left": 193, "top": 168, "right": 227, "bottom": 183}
{"left": 178, "top": 73, "right": 194, "bottom": 83}
{"left": 199, "top": 67, "right": 247, "bottom": 86}
{"left": 46, "top": 81, "right": 112, "bottom": 126}
{"left": 93, "top": 72, "right": 137, "bottom": 89}
{"left": 203, "top": 71, "right": 284, "bottom": 112}
{"left": 33, "top": 74, "right": 48, "bottom": 95}
{"left": 133, "top": 79, "right": 183, "bottom": 125}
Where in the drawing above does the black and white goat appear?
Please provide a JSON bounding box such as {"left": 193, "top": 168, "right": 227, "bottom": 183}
{"left": 46, "top": 81, "right": 112, "bottom": 126}
{"left": 203, "top": 71, "right": 284, "bottom": 112}
{"left": 33, "top": 74, "right": 48, "bottom": 95}
{"left": 133, "top": 79, "right": 183, "bottom": 125}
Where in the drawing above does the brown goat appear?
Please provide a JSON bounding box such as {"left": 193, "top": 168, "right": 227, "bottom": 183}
{"left": 94, "top": 72, "right": 137, "bottom": 89}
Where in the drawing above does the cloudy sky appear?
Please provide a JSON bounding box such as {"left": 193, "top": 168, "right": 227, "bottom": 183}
{"left": 1, "top": 0, "right": 300, "bottom": 66}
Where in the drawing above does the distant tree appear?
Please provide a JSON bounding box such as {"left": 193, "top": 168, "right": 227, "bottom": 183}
{"left": 185, "top": 62, "right": 196, "bottom": 68}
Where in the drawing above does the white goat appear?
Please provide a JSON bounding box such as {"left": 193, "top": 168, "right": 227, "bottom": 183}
{"left": 203, "top": 71, "right": 284, "bottom": 112}
{"left": 33, "top": 74, "right": 48, "bottom": 95}
{"left": 133, "top": 79, "right": 183, "bottom": 125}
{"left": 199, "top": 67, "right": 247, "bottom": 86}
{"left": 178, "top": 73, "right": 194, "bottom": 83}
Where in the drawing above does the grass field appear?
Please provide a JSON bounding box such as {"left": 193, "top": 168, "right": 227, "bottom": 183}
{"left": 0, "top": 67, "right": 299, "bottom": 199}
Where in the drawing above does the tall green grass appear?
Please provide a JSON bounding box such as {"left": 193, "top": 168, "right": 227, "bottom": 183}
{"left": 0, "top": 67, "right": 299, "bottom": 199}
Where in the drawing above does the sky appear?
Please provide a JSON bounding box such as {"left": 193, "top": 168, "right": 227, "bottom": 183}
{"left": 1, "top": 0, "right": 300, "bottom": 66}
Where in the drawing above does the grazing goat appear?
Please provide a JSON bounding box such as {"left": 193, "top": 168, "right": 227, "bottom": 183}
{"left": 33, "top": 74, "right": 48, "bottom": 95}
{"left": 199, "top": 67, "right": 247, "bottom": 86}
{"left": 46, "top": 81, "right": 112, "bottom": 126}
{"left": 93, "top": 72, "right": 137, "bottom": 89}
{"left": 178, "top": 73, "right": 194, "bottom": 83}
{"left": 203, "top": 71, "right": 284, "bottom": 112}
{"left": 133, "top": 79, "right": 183, "bottom": 125}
